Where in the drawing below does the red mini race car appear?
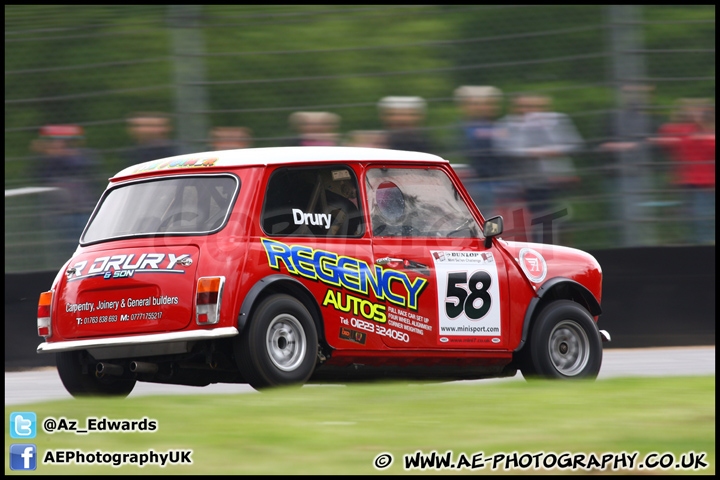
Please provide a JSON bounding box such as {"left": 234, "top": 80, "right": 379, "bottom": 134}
{"left": 37, "top": 146, "right": 609, "bottom": 395}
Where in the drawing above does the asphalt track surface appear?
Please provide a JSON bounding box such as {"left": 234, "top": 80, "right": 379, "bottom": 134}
{"left": 4, "top": 346, "right": 715, "bottom": 406}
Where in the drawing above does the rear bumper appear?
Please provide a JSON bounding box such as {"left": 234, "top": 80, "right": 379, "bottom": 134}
{"left": 37, "top": 327, "right": 239, "bottom": 354}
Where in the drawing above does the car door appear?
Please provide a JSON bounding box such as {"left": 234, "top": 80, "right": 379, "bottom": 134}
{"left": 364, "top": 165, "right": 509, "bottom": 350}
{"left": 255, "top": 163, "right": 384, "bottom": 351}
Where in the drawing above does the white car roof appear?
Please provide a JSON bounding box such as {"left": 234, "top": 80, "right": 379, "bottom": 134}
{"left": 113, "top": 146, "right": 446, "bottom": 179}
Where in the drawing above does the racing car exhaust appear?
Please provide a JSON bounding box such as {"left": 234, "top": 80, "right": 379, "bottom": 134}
{"left": 96, "top": 362, "right": 124, "bottom": 377}
{"left": 129, "top": 361, "right": 159, "bottom": 374}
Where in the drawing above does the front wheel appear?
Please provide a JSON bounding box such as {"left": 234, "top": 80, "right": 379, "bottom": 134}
{"left": 521, "top": 300, "right": 602, "bottom": 380}
{"left": 56, "top": 351, "right": 136, "bottom": 398}
{"left": 234, "top": 294, "right": 318, "bottom": 390}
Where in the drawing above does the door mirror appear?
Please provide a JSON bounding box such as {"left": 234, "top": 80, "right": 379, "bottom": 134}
{"left": 483, "top": 215, "right": 503, "bottom": 248}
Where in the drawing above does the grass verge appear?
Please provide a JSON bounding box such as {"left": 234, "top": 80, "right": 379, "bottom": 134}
{"left": 5, "top": 375, "right": 715, "bottom": 474}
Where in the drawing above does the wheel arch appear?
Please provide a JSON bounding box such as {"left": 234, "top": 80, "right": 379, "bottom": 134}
{"left": 515, "top": 277, "right": 602, "bottom": 352}
{"left": 237, "top": 274, "right": 327, "bottom": 349}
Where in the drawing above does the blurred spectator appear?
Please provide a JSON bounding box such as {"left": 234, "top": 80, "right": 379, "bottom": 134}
{"left": 126, "top": 112, "right": 178, "bottom": 164}
{"left": 598, "top": 84, "right": 662, "bottom": 246}
{"left": 33, "top": 124, "right": 103, "bottom": 245}
{"left": 597, "top": 85, "right": 660, "bottom": 196}
{"left": 651, "top": 97, "right": 707, "bottom": 157}
{"left": 343, "top": 130, "right": 387, "bottom": 149}
{"left": 496, "top": 94, "right": 583, "bottom": 242}
{"left": 653, "top": 99, "right": 715, "bottom": 243}
{"left": 600, "top": 85, "right": 659, "bottom": 155}
{"left": 454, "top": 85, "right": 505, "bottom": 216}
{"left": 694, "top": 105, "right": 716, "bottom": 244}
{"left": 378, "top": 96, "right": 435, "bottom": 153}
{"left": 288, "top": 111, "right": 340, "bottom": 146}
{"left": 210, "top": 126, "right": 254, "bottom": 150}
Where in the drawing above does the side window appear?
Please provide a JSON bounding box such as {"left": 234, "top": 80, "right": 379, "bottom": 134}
{"left": 261, "top": 165, "right": 364, "bottom": 237}
{"left": 365, "top": 167, "right": 481, "bottom": 238}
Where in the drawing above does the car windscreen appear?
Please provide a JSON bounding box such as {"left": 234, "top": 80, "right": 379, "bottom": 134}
{"left": 81, "top": 174, "right": 239, "bottom": 244}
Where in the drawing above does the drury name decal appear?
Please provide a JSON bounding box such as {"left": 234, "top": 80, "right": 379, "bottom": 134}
{"left": 261, "top": 238, "right": 427, "bottom": 314}
{"left": 292, "top": 209, "right": 332, "bottom": 230}
{"left": 67, "top": 253, "right": 191, "bottom": 282}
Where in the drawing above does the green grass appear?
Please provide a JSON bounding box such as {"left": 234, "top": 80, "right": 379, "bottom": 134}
{"left": 5, "top": 376, "right": 715, "bottom": 474}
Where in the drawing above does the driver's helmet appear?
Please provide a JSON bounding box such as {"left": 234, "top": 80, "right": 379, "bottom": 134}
{"left": 376, "top": 181, "right": 405, "bottom": 222}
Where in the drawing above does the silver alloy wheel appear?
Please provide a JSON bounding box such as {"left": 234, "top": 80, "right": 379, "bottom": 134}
{"left": 266, "top": 314, "right": 307, "bottom": 372}
{"left": 547, "top": 320, "right": 590, "bottom": 376}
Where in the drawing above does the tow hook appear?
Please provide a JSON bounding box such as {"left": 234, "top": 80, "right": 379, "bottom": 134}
{"left": 317, "top": 347, "right": 327, "bottom": 364}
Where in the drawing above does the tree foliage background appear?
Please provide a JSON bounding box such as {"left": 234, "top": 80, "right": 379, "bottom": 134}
{"left": 5, "top": 5, "right": 715, "bottom": 270}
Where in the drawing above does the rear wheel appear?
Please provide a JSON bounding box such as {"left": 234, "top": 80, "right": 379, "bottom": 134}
{"left": 235, "top": 294, "right": 318, "bottom": 390}
{"left": 521, "top": 300, "right": 602, "bottom": 380}
{"left": 56, "top": 351, "right": 136, "bottom": 398}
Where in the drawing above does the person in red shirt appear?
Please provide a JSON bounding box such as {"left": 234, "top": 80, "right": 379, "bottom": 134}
{"left": 654, "top": 99, "right": 715, "bottom": 244}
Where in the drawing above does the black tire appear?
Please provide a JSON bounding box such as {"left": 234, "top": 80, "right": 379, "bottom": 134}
{"left": 234, "top": 294, "right": 318, "bottom": 390}
{"left": 56, "top": 351, "right": 136, "bottom": 398}
{"left": 522, "top": 300, "right": 602, "bottom": 380}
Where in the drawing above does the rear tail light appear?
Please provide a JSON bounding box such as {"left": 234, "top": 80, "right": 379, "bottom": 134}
{"left": 38, "top": 291, "right": 53, "bottom": 337}
{"left": 196, "top": 276, "right": 225, "bottom": 325}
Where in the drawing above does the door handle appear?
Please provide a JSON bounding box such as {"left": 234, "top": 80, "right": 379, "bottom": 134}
{"left": 376, "top": 257, "right": 428, "bottom": 269}
{"left": 375, "top": 257, "right": 403, "bottom": 265}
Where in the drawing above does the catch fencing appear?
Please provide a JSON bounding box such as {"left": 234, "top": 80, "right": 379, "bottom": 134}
{"left": 5, "top": 5, "right": 715, "bottom": 272}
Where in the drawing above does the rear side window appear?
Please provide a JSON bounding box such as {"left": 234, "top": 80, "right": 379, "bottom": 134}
{"left": 262, "top": 165, "right": 363, "bottom": 237}
{"left": 82, "top": 174, "right": 238, "bottom": 244}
